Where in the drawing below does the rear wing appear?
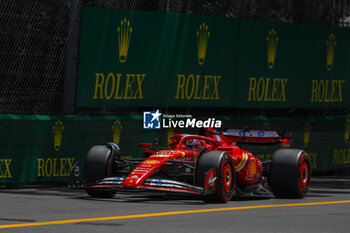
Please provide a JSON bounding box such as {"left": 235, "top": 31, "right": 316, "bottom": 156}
{"left": 205, "top": 128, "right": 293, "bottom": 147}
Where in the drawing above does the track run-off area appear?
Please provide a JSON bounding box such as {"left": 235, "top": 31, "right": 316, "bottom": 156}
{"left": 0, "top": 176, "right": 350, "bottom": 233}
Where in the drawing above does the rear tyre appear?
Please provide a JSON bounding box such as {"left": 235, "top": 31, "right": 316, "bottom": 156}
{"left": 84, "top": 145, "right": 116, "bottom": 198}
{"left": 196, "top": 151, "right": 235, "bottom": 203}
{"left": 269, "top": 149, "right": 311, "bottom": 198}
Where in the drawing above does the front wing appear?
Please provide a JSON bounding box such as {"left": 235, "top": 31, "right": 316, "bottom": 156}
{"left": 86, "top": 177, "right": 204, "bottom": 195}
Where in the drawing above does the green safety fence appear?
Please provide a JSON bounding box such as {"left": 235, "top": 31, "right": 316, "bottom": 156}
{"left": 76, "top": 8, "right": 350, "bottom": 108}
{"left": 1, "top": 114, "right": 350, "bottom": 184}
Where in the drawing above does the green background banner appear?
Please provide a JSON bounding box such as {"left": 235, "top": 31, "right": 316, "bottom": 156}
{"left": 235, "top": 19, "right": 350, "bottom": 108}
{"left": 77, "top": 8, "right": 237, "bottom": 107}
{"left": 77, "top": 8, "right": 350, "bottom": 108}
{"left": 1, "top": 115, "right": 350, "bottom": 184}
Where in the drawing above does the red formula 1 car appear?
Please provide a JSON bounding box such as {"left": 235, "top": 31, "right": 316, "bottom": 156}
{"left": 69, "top": 128, "right": 311, "bottom": 203}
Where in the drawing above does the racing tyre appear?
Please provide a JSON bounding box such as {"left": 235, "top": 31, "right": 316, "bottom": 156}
{"left": 269, "top": 149, "right": 311, "bottom": 198}
{"left": 84, "top": 145, "right": 116, "bottom": 198}
{"left": 196, "top": 151, "right": 235, "bottom": 203}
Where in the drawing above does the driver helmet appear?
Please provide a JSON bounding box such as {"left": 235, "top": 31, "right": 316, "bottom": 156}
{"left": 186, "top": 139, "right": 201, "bottom": 148}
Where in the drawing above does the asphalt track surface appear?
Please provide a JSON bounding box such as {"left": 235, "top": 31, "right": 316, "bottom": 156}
{"left": 0, "top": 176, "right": 350, "bottom": 233}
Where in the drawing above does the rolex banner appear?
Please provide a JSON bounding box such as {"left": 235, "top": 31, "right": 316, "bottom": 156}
{"left": 76, "top": 7, "right": 350, "bottom": 108}
{"left": 76, "top": 8, "right": 237, "bottom": 107}
{"left": 1, "top": 115, "right": 350, "bottom": 184}
{"left": 0, "top": 116, "right": 152, "bottom": 183}
{"left": 235, "top": 19, "right": 350, "bottom": 108}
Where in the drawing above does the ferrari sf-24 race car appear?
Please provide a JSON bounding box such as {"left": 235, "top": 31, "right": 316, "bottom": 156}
{"left": 69, "top": 128, "right": 311, "bottom": 203}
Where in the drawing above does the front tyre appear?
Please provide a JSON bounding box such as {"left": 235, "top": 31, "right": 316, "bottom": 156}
{"left": 196, "top": 151, "right": 235, "bottom": 203}
{"left": 269, "top": 149, "right": 311, "bottom": 198}
{"left": 84, "top": 145, "right": 116, "bottom": 198}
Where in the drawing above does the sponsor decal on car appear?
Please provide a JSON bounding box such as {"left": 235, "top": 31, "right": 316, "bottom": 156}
{"left": 144, "top": 160, "right": 159, "bottom": 165}
{"left": 193, "top": 152, "right": 198, "bottom": 161}
{"left": 247, "top": 159, "right": 257, "bottom": 179}
{"left": 151, "top": 154, "right": 172, "bottom": 158}
{"left": 112, "top": 178, "right": 123, "bottom": 183}
{"left": 151, "top": 151, "right": 185, "bottom": 158}
{"left": 131, "top": 169, "right": 150, "bottom": 174}
{"left": 205, "top": 168, "right": 216, "bottom": 188}
{"left": 235, "top": 153, "right": 250, "bottom": 171}
{"left": 150, "top": 179, "right": 164, "bottom": 186}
